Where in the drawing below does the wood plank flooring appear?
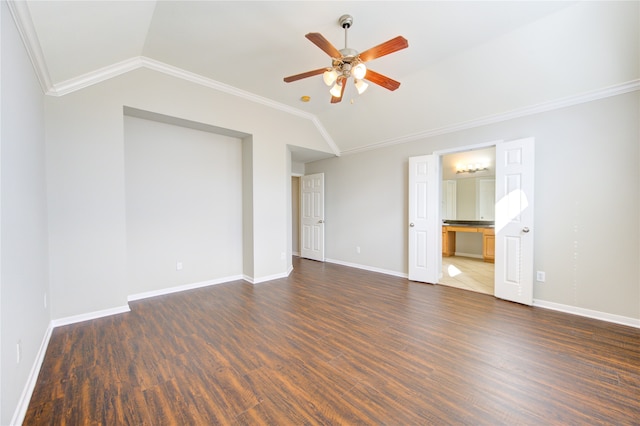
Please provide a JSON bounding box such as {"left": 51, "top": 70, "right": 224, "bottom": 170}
{"left": 25, "top": 257, "right": 640, "bottom": 425}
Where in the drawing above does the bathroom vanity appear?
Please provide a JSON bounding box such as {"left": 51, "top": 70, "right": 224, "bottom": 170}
{"left": 442, "top": 220, "right": 495, "bottom": 263}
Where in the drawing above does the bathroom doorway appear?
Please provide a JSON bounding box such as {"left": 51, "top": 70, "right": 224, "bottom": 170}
{"left": 439, "top": 147, "right": 496, "bottom": 295}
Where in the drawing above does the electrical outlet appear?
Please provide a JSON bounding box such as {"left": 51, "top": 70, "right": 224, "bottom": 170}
{"left": 536, "top": 271, "right": 546, "bottom": 282}
{"left": 176, "top": 262, "right": 183, "bottom": 271}
{"left": 356, "top": 246, "right": 361, "bottom": 254}
{"left": 17, "top": 340, "right": 22, "bottom": 364}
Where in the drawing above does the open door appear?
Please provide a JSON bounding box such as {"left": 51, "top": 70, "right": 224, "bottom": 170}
{"left": 494, "top": 138, "right": 535, "bottom": 305}
{"left": 408, "top": 155, "right": 439, "bottom": 283}
{"left": 300, "top": 173, "right": 325, "bottom": 261}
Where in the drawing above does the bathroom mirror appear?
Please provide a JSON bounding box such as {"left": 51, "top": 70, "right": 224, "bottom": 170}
{"left": 441, "top": 147, "right": 495, "bottom": 221}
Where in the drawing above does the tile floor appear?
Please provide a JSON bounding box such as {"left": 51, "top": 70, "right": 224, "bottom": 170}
{"left": 439, "top": 256, "right": 494, "bottom": 295}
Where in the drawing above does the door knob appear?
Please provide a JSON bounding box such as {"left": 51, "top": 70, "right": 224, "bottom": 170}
{"left": 522, "top": 227, "right": 530, "bottom": 233}
{"left": 318, "top": 220, "right": 324, "bottom": 224}
{"left": 409, "top": 223, "right": 415, "bottom": 227}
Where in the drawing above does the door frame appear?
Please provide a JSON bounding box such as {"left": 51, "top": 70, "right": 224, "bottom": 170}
{"left": 433, "top": 140, "right": 503, "bottom": 284}
{"left": 291, "top": 175, "right": 302, "bottom": 257}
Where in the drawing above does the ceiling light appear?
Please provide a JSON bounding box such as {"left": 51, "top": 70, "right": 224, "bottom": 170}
{"left": 354, "top": 79, "right": 368, "bottom": 95}
{"left": 323, "top": 69, "right": 338, "bottom": 86}
{"left": 353, "top": 63, "right": 367, "bottom": 80}
{"left": 329, "top": 81, "right": 343, "bottom": 97}
{"left": 323, "top": 62, "right": 369, "bottom": 98}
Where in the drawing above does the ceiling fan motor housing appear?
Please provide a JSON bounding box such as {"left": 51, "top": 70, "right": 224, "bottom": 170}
{"left": 339, "top": 48, "right": 358, "bottom": 59}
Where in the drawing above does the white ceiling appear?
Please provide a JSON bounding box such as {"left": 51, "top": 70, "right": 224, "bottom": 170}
{"left": 19, "top": 1, "right": 626, "bottom": 157}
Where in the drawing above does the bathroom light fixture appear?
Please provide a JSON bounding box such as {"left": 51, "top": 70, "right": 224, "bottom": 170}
{"left": 456, "top": 163, "right": 489, "bottom": 174}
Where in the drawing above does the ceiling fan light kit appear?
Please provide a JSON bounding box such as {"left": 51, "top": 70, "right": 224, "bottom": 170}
{"left": 329, "top": 81, "right": 342, "bottom": 97}
{"left": 284, "top": 14, "right": 408, "bottom": 104}
{"left": 354, "top": 79, "right": 368, "bottom": 95}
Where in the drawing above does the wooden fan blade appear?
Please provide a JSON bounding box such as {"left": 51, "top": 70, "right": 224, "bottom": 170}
{"left": 306, "top": 33, "right": 342, "bottom": 58}
{"left": 364, "top": 69, "right": 401, "bottom": 91}
{"left": 330, "top": 78, "right": 347, "bottom": 103}
{"left": 283, "top": 68, "right": 326, "bottom": 83}
{"left": 359, "top": 36, "right": 408, "bottom": 63}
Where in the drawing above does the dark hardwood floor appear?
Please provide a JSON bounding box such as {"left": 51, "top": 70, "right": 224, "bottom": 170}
{"left": 25, "top": 257, "right": 640, "bottom": 425}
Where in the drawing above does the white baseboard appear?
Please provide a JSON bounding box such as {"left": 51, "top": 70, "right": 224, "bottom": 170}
{"left": 454, "top": 252, "right": 483, "bottom": 259}
{"left": 533, "top": 299, "right": 640, "bottom": 329}
{"left": 127, "top": 275, "right": 243, "bottom": 302}
{"left": 12, "top": 268, "right": 637, "bottom": 426}
{"left": 249, "top": 270, "right": 291, "bottom": 284}
{"left": 323, "top": 259, "right": 640, "bottom": 329}
{"left": 10, "top": 323, "right": 53, "bottom": 426}
{"left": 51, "top": 305, "right": 131, "bottom": 328}
{"left": 325, "top": 258, "right": 408, "bottom": 279}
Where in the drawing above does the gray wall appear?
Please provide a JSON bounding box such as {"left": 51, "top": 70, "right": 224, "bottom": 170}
{"left": 306, "top": 92, "right": 640, "bottom": 320}
{"left": 124, "top": 116, "right": 243, "bottom": 295}
{"left": 44, "top": 67, "right": 334, "bottom": 319}
{"left": 1, "top": 8, "right": 333, "bottom": 419}
{"left": 1, "top": 1, "right": 637, "bottom": 422}
{"left": 1, "top": 2, "right": 51, "bottom": 424}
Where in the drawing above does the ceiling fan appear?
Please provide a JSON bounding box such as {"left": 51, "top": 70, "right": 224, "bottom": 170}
{"left": 283, "top": 14, "right": 408, "bottom": 104}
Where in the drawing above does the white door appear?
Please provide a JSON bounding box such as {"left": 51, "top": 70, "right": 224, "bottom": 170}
{"left": 408, "top": 155, "right": 439, "bottom": 283}
{"left": 494, "top": 138, "right": 535, "bottom": 305}
{"left": 300, "top": 173, "right": 325, "bottom": 261}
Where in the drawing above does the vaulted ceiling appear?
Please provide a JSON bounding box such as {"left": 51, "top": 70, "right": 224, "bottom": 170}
{"left": 12, "top": 1, "right": 638, "bottom": 156}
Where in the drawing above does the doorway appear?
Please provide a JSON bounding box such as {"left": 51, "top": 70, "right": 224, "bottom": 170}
{"left": 299, "top": 173, "right": 325, "bottom": 261}
{"left": 409, "top": 138, "right": 535, "bottom": 305}
{"left": 439, "top": 146, "right": 496, "bottom": 295}
{"left": 290, "top": 174, "right": 326, "bottom": 262}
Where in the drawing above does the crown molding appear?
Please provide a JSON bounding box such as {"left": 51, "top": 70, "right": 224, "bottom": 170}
{"left": 340, "top": 79, "right": 640, "bottom": 156}
{"left": 6, "top": 0, "right": 52, "bottom": 93}
{"left": 6, "top": 2, "right": 340, "bottom": 156}
{"left": 139, "top": 57, "right": 341, "bottom": 157}
{"left": 50, "top": 57, "right": 142, "bottom": 96}
{"left": 310, "top": 116, "right": 341, "bottom": 157}
{"left": 8, "top": 0, "right": 635, "bottom": 160}
{"left": 140, "top": 57, "right": 311, "bottom": 119}
{"left": 41, "top": 55, "right": 341, "bottom": 156}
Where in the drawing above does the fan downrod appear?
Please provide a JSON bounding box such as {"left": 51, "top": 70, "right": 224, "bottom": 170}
{"left": 338, "top": 15, "right": 357, "bottom": 57}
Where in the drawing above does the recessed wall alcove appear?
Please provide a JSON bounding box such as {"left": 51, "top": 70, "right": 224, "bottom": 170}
{"left": 123, "top": 106, "right": 254, "bottom": 293}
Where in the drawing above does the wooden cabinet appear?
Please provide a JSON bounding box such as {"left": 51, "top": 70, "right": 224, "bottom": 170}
{"left": 442, "top": 227, "right": 456, "bottom": 256}
{"left": 482, "top": 228, "right": 495, "bottom": 263}
{"left": 442, "top": 225, "right": 494, "bottom": 263}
